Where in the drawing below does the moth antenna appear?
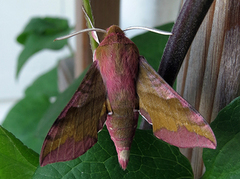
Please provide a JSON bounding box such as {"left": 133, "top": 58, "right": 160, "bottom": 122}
{"left": 123, "top": 26, "right": 172, "bottom": 36}
{"left": 82, "top": 6, "right": 95, "bottom": 29}
{"left": 82, "top": 6, "right": 100, "bottom": 44}
{"left": 54, "top": 28, "right": 106, "bottom": 41}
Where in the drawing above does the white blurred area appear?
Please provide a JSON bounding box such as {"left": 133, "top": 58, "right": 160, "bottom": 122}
{"left": 0, "top": 0, "right": 180, "bottom": 123}
{"left": 0, "top": 0, "right": 76, "bottom": 123}
{"left": 120, "top": 0, "right": 180, "bottom": 38}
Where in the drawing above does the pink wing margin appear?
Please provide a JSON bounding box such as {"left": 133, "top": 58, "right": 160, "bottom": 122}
{"left": 137, "top": 56, "right": 216, "bottom": 149}
{"left": 40, "top": 61, "right": 107, "bottom": 166}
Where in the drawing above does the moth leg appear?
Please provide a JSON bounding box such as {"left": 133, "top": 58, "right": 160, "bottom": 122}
{"left": 106, "top": 98, "right": 113, "bottom": 115}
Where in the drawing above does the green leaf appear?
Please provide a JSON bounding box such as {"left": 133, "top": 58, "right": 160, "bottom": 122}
{"left": 0, "top": 126, "right": 39, "bottom": 179}
{"left": 2, "top": 95, "right": 51, "bottom": 153}
{"left": 16, "top": 17, "right": 71, "bottom": 77}
{"left": 2, "top": 66, "right": 58, "bottom": 153}
{"left": 25, "top": 66, "right": 58, "bottom": 97}
{"left": 202, "top": 96, "right": 240, "bottom": 179}
{"left": 17, "top": 17, "right": 70, "bottom": 44}
{"left": 33, "top": 127, "right": 193, "bottom": 179}
{"left": 131, "top": 23, "right": 173, "bottom": 72}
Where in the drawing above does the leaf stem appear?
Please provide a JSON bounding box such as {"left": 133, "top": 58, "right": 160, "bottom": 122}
{"left": 82, "top": 0, "right": 98, "bottom": 52}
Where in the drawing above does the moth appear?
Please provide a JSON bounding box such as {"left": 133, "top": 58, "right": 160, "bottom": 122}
{"left": 40, "top": 25, "right": 216, "bottom": 170}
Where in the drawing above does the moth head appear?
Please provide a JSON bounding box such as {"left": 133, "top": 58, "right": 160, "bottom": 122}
{"left": 105, "top": 25, "right": 124, "bottom": 36}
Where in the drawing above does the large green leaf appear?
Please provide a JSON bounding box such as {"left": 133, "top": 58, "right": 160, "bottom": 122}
{"left": 2, "top": 67, "right": 58, "bottom": 153}
{"left": 0, "top": 126, "right": 39, "bottom": 179}
{"left": 33, "top": 127, "right": 193, "bottom": 179}
{"left": 16, "top": 17, "right": 71, "bottom": 77}
{"left": 2, "top": 95, "right": 50, "bottom": 153}
{"left": 202, "top": 96, "right": 240, "bottom": 179}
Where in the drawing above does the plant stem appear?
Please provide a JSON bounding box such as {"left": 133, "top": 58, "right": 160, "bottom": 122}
{"left": 82, "top": 0, "right": 98, "bottom": 52}
{"left": 158, "top": 0, "right": 214, "bottom": 87}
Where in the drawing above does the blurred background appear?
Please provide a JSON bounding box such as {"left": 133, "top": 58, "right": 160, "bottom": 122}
{"left": 2, "top": 1, "right": 240, "bottom": 178}
{"left": 0, "top": 0, "right": 180, "bottom": 123}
